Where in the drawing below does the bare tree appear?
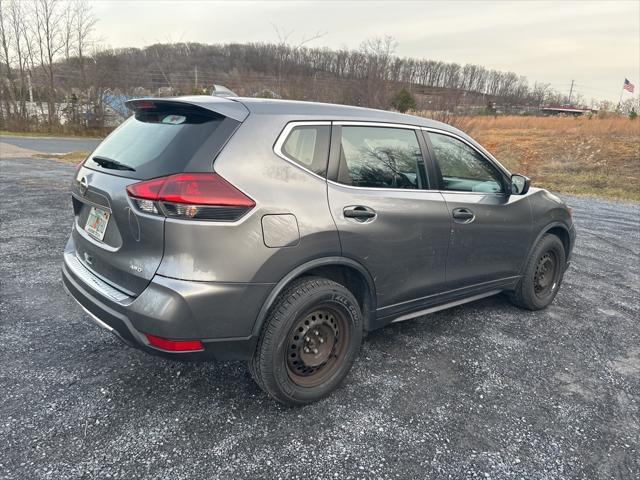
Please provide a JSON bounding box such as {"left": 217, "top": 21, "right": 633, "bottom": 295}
{"left": 271, "top": 24, "right": 325, "bottom": 96}
{"left": 619, "top": 97, "right": 639, "bottom": 116}
{"left": 33, "top": 0, "right": 64, "bottom": 127}
{"left": 531, "top": 82, "right": 551, "bottom": 107}
{"left": 73, "top": 0, "right": 96, "bottom": 90}
{"left": 6, "top": 0, "right": 31, "bottom": 123}
{"left": 62, "top": 1, "right": 74, "bottom": 60}
{"left": 358, "top": 36, "right": 397, "bottom": 107}
{"left": 0, "top": 0, "right": 17, "bottom": 120}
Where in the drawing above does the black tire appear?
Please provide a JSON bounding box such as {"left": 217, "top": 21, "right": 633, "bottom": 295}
{"left": 509, "top": 233, "right": 566, "bottom": 310}
{"left": 249, "top": 276, "right": 363, "bottom": 405}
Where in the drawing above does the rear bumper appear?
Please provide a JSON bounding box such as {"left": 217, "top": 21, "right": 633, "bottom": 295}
{"left": 62, "top": 238, "right": 272, "bottom": 361}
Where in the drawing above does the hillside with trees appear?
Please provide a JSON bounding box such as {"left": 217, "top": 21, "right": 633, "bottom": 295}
{"left": 0, "top": 0, "right": 636, "bottom": 133}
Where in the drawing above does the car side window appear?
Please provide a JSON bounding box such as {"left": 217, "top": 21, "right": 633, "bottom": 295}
{"left": 281, "top": 125, "right": 331, "bottom": 176}
{"left": 428, "top": 132, "right": 504, "bottom": 193}
{"left": 338, "top": 126, "right": 426, "bottom": 189}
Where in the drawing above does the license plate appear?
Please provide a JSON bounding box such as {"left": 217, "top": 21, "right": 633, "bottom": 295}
{"left": 85, "top": 207, "right": 110, "bottom": 241}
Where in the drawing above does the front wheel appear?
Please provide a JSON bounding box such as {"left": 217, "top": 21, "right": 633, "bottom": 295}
{"left": 509, "top": 233, "right": 566, "bottom": 310}
{"left": 249, "top": 276, "right": 363, "bottom": 405}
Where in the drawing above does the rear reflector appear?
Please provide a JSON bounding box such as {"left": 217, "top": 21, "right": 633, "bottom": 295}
{"left": 145, "top": 334, "right": 204, "bottom": 352}
{"left": 126, "top": 173, "right": 255, "bottom": 221}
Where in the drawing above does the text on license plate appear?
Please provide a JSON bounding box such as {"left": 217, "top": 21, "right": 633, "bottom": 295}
{"left": 85, "top": 207, "right": 110, "bottom": 241}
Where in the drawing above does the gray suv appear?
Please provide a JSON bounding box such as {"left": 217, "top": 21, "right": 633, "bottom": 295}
{"left": 62, "top": 96, "right": 576, "bottom": 405}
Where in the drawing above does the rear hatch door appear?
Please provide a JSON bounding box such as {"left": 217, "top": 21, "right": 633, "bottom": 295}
{"left": 71, "top": 98, "right": 247, "bottom": 296}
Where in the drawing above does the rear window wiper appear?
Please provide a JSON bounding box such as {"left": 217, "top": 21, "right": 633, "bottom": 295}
{"left": 92, "top": 155, "right": 136, "bottom": 171}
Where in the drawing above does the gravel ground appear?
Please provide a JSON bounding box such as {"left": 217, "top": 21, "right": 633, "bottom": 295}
{"left": 0, "top": 142, "right": 39, "bottom": 159}
{"left": 1, "top": 157, "right": 638, "bottom": 480}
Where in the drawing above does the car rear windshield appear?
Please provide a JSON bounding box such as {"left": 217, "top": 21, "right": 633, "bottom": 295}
{"left": 84, "top": 103, "right": 231, "bottom": 179}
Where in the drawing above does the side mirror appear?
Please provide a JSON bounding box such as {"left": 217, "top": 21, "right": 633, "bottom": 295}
{"left": 510, "top": 174, "right": 531, "bottom": 195}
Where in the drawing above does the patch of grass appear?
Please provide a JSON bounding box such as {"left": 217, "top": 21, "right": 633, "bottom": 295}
{"left": 459, "top": 115, "right": 640, "bottom": 203}
{"left": 1, "top": 130, "right": 58, "bottom": 138}
{"left": 34, "top": 151, "right": 89, "bottom": 164}
{"left": 538, "top": 173, "right": 640, "bottom": 203}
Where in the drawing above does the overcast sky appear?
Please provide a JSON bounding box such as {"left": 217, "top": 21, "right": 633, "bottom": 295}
{"left": 91, "top": 0, "right": 640, "bottom": 102}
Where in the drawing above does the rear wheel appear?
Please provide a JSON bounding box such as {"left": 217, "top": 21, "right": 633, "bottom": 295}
{"left": 249, "top": 276, "right": 363, "bottom": 405}
{"left": 509, "top": 234, "right": 566, "bottom": 310}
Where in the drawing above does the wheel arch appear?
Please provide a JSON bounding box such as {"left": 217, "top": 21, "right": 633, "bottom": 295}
{"left": 546, "top": 225, "right": 571, "bottom": 257}
{"left": 522, "top": 221, "right": 572, "bottom": 275}
{"left": 252, "top": 257, "right": 377, "bottom": 336}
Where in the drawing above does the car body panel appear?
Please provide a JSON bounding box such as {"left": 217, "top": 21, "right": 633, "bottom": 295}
{"left": 63, "top": 236, "right": 267, "bottom": 351}
{"left": 327, "top": 182, "right": 451, "bottom": 309}
{"left": 157, "top": 114, "right": 341, "bottom": 283}
{"left": 529, "top": 188, "right": 573, "bottom": 231}
{"left": 375, "top": 276, "right": 520, "bottom": 326}
{"left": 439, "top": 191, "right": 533, "bottom": 288}
{"left": 71, "top": 166, "right": 166, "bottom": 296}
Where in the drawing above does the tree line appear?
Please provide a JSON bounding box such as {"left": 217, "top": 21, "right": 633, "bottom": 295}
{"left": 0, "top": 0, "right": 631, "bottom": 133}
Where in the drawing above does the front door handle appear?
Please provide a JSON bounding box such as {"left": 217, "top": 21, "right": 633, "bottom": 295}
{"left": 344, "top": 206, "right": 376, "bottom": 222}
{"left": 452, "top": 208, "right": 475, "bottom": 223}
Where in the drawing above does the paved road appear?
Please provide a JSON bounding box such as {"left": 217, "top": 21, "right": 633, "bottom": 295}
{"left": 1, "top": 157, "right": 638, "bottom": 480}
{"left": 0, "top": 135, "right": 100, "bottom": 154}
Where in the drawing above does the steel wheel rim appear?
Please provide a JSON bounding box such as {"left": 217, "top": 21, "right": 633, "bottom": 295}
{"left": 534, "top": 250, "right": 558, "bottom": 298}
{"left": 285, "top": 306, "right": 350, "bottom": 387}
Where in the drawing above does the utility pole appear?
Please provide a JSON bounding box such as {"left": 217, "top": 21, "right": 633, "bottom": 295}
{"left": 194, "top": 65, "right": 198, "bottom": 91}
{"left": 567, "top": 79, "right": 574, "bottom": 105}
{"left": 28, "top": 72, "right": 34, "bottom": 103}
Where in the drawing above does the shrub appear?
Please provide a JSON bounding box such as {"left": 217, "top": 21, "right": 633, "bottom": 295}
{"left": 390, "top": 88, "right": 416, "bottom": 113}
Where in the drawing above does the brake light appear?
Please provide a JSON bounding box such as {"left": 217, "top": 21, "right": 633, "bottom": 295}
{"left": 145, "top": 334, "right": 204, "bottom": 352}
{"left": 126, "top": 176, "right": 166, "bottom": 200}
{"left": 130, "top": 100, "right": 156, "bottom": 110}
{"left": 126, "top": 173, "right": 255, "bottom": 221}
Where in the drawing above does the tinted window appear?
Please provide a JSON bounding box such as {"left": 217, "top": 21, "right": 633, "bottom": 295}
{"left": 428, "top": 132, "right": 504, "bottom": 193}
{"left": 85, "top": 103, "right": 232, "bottom": 179}
{"left": 338, "top": 126, "right": 425, "bottom": 189}
{"left": 281, "top": 125, "right": 330, "bottom": 176}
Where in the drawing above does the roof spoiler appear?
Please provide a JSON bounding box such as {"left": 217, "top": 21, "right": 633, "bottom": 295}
{"left": 125, "top": 96, "right": 249, "bottom": 122}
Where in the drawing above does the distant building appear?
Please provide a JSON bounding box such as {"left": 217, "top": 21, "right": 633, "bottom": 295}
{"left": 540, "top": 105, "right": 597, "bottom": 116}
{"left": 157, "top": 86, "right": 175, "bottom": 97}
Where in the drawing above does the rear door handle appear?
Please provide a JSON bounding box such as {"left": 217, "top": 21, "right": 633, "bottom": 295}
{"left": 343, "top": 206, "right": 376, "bottom": 221}
{"left": 452, "top": 208, "right": 475, "bottom": 223}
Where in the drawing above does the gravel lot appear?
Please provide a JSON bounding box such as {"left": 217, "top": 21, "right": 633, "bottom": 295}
{"left": 1, "top": 156, "right": 638, "bottom": 480}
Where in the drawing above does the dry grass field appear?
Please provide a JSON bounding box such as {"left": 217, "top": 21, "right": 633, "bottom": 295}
{"left": 33, "top": 151, "right": 88, "bottom": 163}
{"left": 462, "top": 116, "right": 640, "bottom": 202}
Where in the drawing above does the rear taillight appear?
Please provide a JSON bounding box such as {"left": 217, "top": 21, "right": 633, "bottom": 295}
{"left": 126, "top": 173, "right": 255, "bottom": 221}
{"left": 145, "top": 334, "right": 204, "bottom": 352}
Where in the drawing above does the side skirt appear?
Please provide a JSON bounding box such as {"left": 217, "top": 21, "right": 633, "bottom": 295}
{"left": 390, "top": 289, "right": 502, "bottom": 324}
{"left": 370, "top": 275, "right": 520, "bottom": 331}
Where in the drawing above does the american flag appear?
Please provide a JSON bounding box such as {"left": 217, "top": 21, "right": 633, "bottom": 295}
{"left": 623, "top": 78, "right": 635, "bottom": 93}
